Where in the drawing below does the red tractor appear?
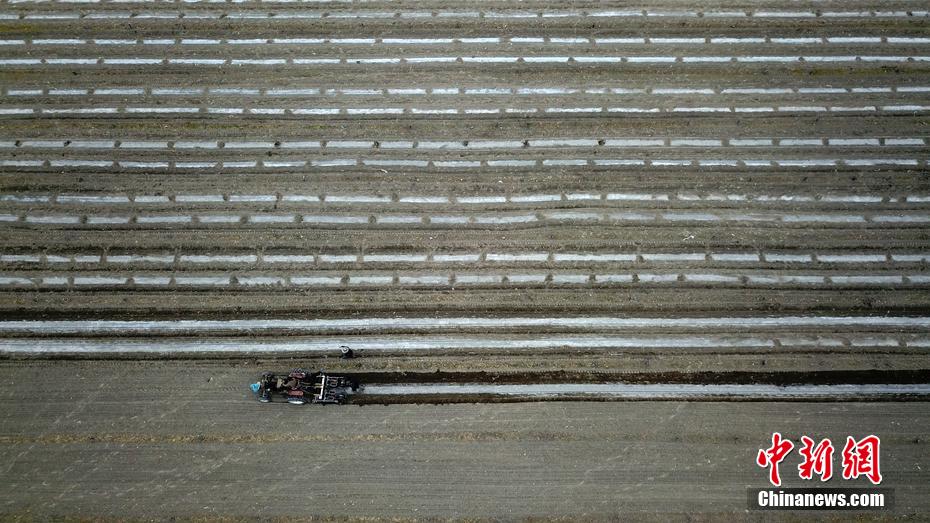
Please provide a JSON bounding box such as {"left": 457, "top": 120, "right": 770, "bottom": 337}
{"left": 250, "top": 369, "right": 360, "bottom": 405}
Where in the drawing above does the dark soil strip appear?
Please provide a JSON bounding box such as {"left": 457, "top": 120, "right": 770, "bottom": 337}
{"left": 352, "top": 394, "right": 930, "bottom": 405}
{"left": 342, "top": 369, "right": 930, "bottom": 387}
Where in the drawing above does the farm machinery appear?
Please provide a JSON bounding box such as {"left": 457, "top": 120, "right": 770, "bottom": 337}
{"left": 250, "top": 369, "right": 360, "bottom": 405}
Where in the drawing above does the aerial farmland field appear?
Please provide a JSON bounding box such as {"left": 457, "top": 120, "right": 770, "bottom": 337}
{"left": 0, "top": 0, "right": 928, "bottom": 519}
